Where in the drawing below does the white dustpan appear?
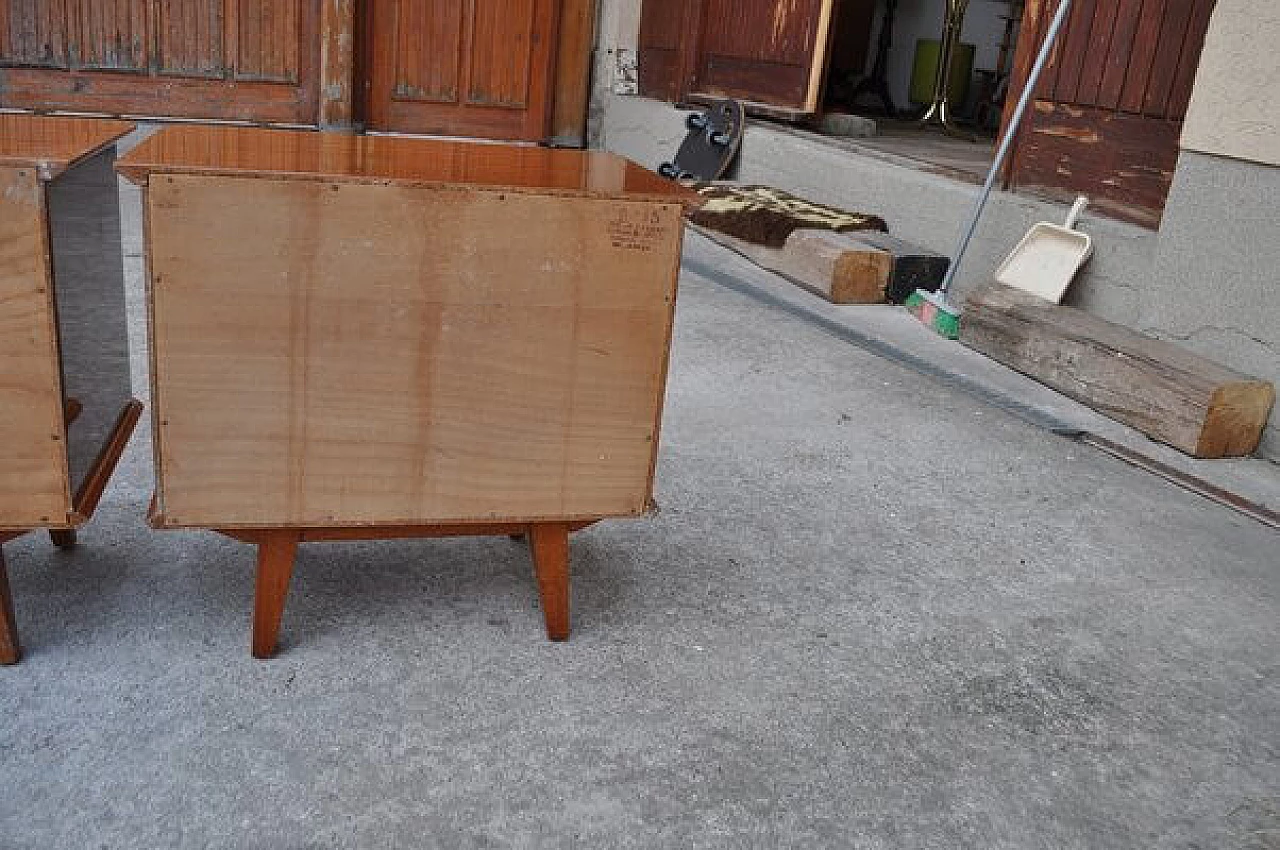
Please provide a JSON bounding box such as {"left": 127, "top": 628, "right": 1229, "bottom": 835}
{"left": 994, "top": 196, "right": 1092, "bottom": 303}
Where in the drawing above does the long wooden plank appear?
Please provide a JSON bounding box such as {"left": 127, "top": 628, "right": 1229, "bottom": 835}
{"left": 0, "top": 167, "right": 72, "bottom": 528}
{"left": 147, "top": 175, "right": 684, "bottom": 528}
{"left": 962, "top": 284, "right": 1276, "bottom": 458}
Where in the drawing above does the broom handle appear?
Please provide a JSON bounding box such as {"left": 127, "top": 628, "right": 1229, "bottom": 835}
{"left": 939, "top": 0, "right": 1074, "bottom": 296}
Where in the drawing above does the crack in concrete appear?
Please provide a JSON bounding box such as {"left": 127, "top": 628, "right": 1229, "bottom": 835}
{"left": 1144, "top": 325, "right": 1278, "bottom": 353}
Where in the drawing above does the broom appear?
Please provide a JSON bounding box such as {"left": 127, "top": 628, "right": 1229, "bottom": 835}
{"left": 906, "top": 0, "right": 1075, "bottom": 339}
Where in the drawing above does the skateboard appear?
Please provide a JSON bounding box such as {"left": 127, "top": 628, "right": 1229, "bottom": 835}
{"left": 658, "top": 99, "right": 746, "bottom": 181}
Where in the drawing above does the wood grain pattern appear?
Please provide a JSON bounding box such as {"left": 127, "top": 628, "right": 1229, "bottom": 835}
{"left": 76, "top": 0, "right": 148, "bottom": 72}
{"left": 548, "top": 0, "right": 596, "bottom": 146}
{"left": 251, "top": 530, "right": 300, "bottom": 658}
{"left": 0, "top": 167, "right": 72, "bottom": 528}
{"left": 236, "top": 0, "right": 300, "bottom": 83}
{"left": 693, "top": 225, "right": 892, "bottom": 304}
{"left": 1014, "top": 102, "right": 1179, "bottom": 227}
{"left": 368, "top": 0, "right": 560, "bottom": 140}
{"left": 467, "top": 0, "right": 536, "bottom": 108}
{"left": 318, "top": 0, "right": 355, "bottom": 128}
{"left": 1096, "top": 0, "right": 1144, "bottom": 109}
{"left": 115, "top": 125, "right": 694, "bottom": 202}
{"left": 0, "top": 1, "right": 319, "bottom": 122}
{"left": 692, "top": 0, "right": 834, "bottom": 111}
{"left": 392, "top": 0, "right": 463, "bottom": 101}
{"left": 637, "top": 0, "right": 689, "bottom": 101}
{"left": 145, "top": 174, "right": 683, "bottom": 528}
{"left": 0, "top": 0, "right": 68, "bottom": 68}
{"left": 962, "top": 284, "right": 1276, "bottom": 458}
{"left": 156, "top": 0, "right": 224, "bottom": 77}
{"left": 529, "top": 522, "right": 570, "bottom": 641}
{"left": 1005, "top": 0, "right": 1216, "bottom": 223}
{"left": 0, "top": 114, "right": 133, "bottom": 178}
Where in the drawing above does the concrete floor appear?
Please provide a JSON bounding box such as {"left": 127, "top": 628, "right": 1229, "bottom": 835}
{"left": 0, "top": 186, "right": 1277, "bottom": 849}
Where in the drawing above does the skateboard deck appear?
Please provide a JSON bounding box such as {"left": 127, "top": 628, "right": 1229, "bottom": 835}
{"left": 658, "top": 99, "right": 746, "bottom": 181}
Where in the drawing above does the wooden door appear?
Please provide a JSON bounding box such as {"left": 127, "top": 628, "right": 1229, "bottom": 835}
{"left": 0, "top": 2, "right": 320, "bottom": 124}
{"left": 1003, "top": 0, "right": 1216, "bottom": 226}
{"left": 639, "top": 0, "right": 836, "bottom": 114}
{"left": 366, "top": 0, "right": 561, "bottom": 141}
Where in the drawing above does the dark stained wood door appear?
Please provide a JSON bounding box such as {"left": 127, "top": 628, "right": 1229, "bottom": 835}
{"left": 639, "top": 0, "right": 836, "bottom": 114}
{"left": 1003, "top": 0, "right": 1216, "bottom": 226}
{"left": 366, "top": 0, "right": 561, "bottom": 141}
{"left": 0, "top": 1, "right": 321, "bottom": 124}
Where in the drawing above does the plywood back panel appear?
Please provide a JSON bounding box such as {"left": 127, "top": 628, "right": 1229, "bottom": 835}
{"left": 0, "top": 167, "right": 71, "bottom": 527}
{"left": 147, "top": 175, "right": 683, "bottom": 528}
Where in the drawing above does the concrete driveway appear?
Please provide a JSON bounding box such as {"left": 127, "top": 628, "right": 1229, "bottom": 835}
{"left": 0, "top": 205, "right": 1276, "bottom": 848}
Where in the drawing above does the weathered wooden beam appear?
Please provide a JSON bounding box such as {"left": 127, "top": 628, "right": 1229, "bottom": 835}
{"left": 318, "top": 0, "right": 356, "bottom": 130}
{"left": 694, "top": 225, "right": 892, "bottom": 303}
{"left": 961, "top": 283, "right": 1276, "bottom": 458}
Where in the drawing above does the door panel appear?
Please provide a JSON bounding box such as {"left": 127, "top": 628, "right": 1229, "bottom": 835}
{"left": 237, "top": 0, "right": 300, "bottom": 82}
{"left": 78, "top": 0, "right": 148, "bottom": 72}
{"left": 392, "top": 0, "right": 463, "bottom": 101}
{"left": 638, "top": 0, "right": 695, "bottom": 101}
{"left": 157, "top": 0, "right": 223, "bottom": 77}
{"left": 1, "top": 0, "right": 68, "bottom": 67}
{"left": 0, "top": 1, "right": 319, "bottom": 123}
{"left": 1005, "top": 0, "right": 1215, "bottom": 226}
{"left": 637, "top": 0, "right": 836, "bottom": 114}
{"left": 367, "top": 0, "right": 560, "bottom": 141}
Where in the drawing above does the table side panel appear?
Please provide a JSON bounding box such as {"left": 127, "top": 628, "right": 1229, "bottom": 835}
{"left": 147, "top": 175, "right": 683, "bottom": 527}
{"left": 0, "top": 168, "right": 73, "bottom": 526}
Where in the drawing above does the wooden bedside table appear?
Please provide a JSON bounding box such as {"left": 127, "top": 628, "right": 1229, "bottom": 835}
{"left": 0, "top": 114, "right": 143, "bottom": 664}
{"left": 118, "top": 125, "right": 693, "bottom": 657}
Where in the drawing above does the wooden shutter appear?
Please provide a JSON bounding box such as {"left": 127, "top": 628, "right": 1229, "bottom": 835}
{"left": 1004, "top": 0, "right": 1217, "bottom": 226}
{"left": 0, "top": 1, "right": 321, "bottom": 124}
{"left": 637, "top": 0, "right": 836, "bottom": 114}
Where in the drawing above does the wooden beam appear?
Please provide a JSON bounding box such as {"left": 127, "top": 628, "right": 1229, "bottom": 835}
{"left": 693, "top": 224, "right": 892, "bottom": 304}
{"left": 549, "top": 0, "right": 598, "bottom": 147}
{"left": 961, "top": 284, "right": 1276, "bottom": 458}
{"left": 318, "top": 0, "right": 356, "bottom": 130}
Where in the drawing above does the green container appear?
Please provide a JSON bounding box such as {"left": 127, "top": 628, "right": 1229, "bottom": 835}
{"left": 909, "top": 38, "right": 975, "bottom": 108}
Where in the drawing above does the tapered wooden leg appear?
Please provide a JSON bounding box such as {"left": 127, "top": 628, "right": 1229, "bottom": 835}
{"left": 252, "top": 531, "right": 300, "bottom": 659}
{"left": 528, "top": 522, "right": 571, "bottom": 641}
{"left": 49, "top": 529, "right": 77, "bottom": 549}
{"left": 0, "top": 546, "right": 20, "bottom": 665}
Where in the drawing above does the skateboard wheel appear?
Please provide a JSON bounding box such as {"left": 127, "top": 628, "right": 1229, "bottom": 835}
{"left": 658, "top": 162, "right": 680, "bottom": 179}
{"left": 686, "top": 113, "right": 709, "bottom": 131}
{"left": 710, "top": 131, "right": 732, "bottom": 147}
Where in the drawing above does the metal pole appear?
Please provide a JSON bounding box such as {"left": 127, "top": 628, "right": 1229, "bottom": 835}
{"left": 938, "top": 0, "right": 1074, "bottom": 297}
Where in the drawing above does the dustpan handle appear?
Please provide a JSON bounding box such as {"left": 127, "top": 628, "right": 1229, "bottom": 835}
{"left": 1064, "top": 195, "right": 1088, "bottom": 228}
{"left": 939, "top": 0, "right": 1074, "bottom": 296}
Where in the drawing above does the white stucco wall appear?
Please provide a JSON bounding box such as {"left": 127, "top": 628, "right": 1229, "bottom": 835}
{"left": 1180, "top": 0, "right": 1280, "bottom": 168}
